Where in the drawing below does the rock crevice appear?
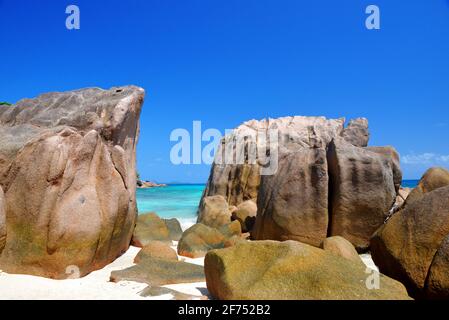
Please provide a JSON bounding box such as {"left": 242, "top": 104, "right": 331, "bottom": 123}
{"left": 200, "top": 116, "right": 400, "bottom": 251}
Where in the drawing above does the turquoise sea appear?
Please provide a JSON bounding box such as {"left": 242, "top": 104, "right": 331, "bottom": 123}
{"left": 136, "top": 180, "right": 419, "bottom": 225}
{"left": 136, "top": 184, "right": 205, "bottom": 227}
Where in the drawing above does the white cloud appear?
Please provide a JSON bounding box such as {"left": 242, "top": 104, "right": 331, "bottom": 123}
{"left": 402, "top": 153, "right": 449, "bottom": 165}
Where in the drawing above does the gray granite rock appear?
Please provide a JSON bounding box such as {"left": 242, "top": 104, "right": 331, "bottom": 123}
{"left": 0, "top": 86, "right": 144, "bottom": 279}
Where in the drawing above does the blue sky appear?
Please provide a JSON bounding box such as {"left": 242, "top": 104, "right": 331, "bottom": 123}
{"left": 1, "top": 0, "right": 449, "bottom": 182}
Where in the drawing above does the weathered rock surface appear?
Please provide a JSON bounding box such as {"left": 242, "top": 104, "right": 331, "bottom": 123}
{"left": 405, "top": 167, "right": 449, "bottom": 206}
{"left": 0, "top": 86, "right": 144, "bottom": 279}
{"left": 425, "top": 235, "right": 449, "bottom": 299}
{"left": 371, "top": 185, "right": 449, "bottom": 298}
{"left": 110, "top": 257, "right": 205, "bottom": 286}
{"left": 0, "top": 187, "right": 5, "bottom": 254}
{"left": 253, "top": 148, "right": 329, "bottom": 247}
{"left": 341, "top": 118, "right": 369, "bottom": 148}
{"left": 132, "top": 212, "right": 172, "bottom": 246}
{"left": 131, "top": 213, "right": 182, "bottom": 246}
{"left": 178, "top": 222, "right": 242, "bottom": 258}
{"left": 203, "top": 163, "right": 261, "bottom": 207}
{"left": 134, "top": 241, "right": 178, "bottom": 263}
{"left": 201, "top": 116, "right": 399, "bottom": 251}
{"left": 197, "top": 195, "right": 232, "bottom": 228}
{"left": 205, "top": 240, "right": 411, "bottom": 300}
{"left": 365, "top": 146, "right": 402, "bottom": 192}
{"left": 201, "top": 116, "right": 350, "bottom": 207}
{"left": 231, "top": 200, "right": 257, "bottom": 233}
{"left": 327, "top": 139, "right": 397, "bottom": 251}
{"left": 164, "top": 218, "right": 183, "bottom": 241}
{"left": 320, "top": 236, "right": 363, "bottom": 265}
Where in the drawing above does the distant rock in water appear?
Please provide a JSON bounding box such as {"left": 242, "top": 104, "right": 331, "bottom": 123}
{"left": 137, "top": 180, "right": 167, "bottom": 188}
{"left": 0, "top": 86, "right": 145, "bottom": 279}
{"left": 200, "top": 116, "right": 401, "bottom": 251}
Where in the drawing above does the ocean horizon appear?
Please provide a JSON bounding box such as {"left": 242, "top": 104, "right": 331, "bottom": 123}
{"left": 136, "top": 180, "right": 420, "bottom": 223}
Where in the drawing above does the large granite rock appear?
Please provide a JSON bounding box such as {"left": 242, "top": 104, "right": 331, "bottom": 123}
{"left": 425, "top": 235, "right": 449, "bottom": 299}
{"left": 253, "top": 148, "right": 329, "bottom": 246}
{"left": 132, "top": 212, "right": 172, "bottom": 246}
{"left": 131, "top": 213, "right": 183, "bottom": 247}
{"left": 327, "top": 139, "right": 397, "bottom": 251}
{"left": 365, "top": 146, "right": 402, "bottom": 192}
{"left": 134, "top": 241, "right": 178, "bottom": 263}
{"left": 201, "top": 116, "right": 400, "bottom": 250}
{"left": 248, "top": 117, "right": 355, "bottom": 246}
{"left": 197, "top": 195, "right": 232, "bottom": 228}
{"left": 371, "top": 185, "right": 449, "bottom": 298}
{"left": 178, "top": 222, "right": 242, "bottom": 258}
{"left": 204, "top": 240, "right": 411, "bottom": 300}
{"left": 341, "top": 118, "right": 369, "bottom": 147}
{"left": 405, "top": 167, "right": 449, "bottom": 206}
{"left": 164, "top": 218, "right": 183, "bottom": 241}
{"left": 0, "top": 86, "right": 144, "bottom": 279}
{"left": 201, "top": 116, "right": 350, "bottom": 207}
{"left": 204, "top": 163, "right": 261, "bottom": 208}
{"left": 320, "top": 236, "right": 363, "bottom": 265}
{"left": 0, "top": 187, "right": 5, "bottom": 254}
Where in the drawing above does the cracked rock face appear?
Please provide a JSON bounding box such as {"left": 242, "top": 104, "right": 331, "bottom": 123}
{"left": 201, "top": 116, "right": 400, "bottom": 251}
{"left": 201, "top": 116, "right": 347, "bottom": 207}
{"left": 0, "top": 86, "right": 144, "bottom": 279}
{"left": 327, "top": 139, "right": 398, "bottom": 251}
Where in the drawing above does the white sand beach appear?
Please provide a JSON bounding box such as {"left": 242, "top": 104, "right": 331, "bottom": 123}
{"left": 0, "top": 244, "right": 207, "bottom": 300}
{"left": 0, "top": 239, "right": 379, "bottom": 300}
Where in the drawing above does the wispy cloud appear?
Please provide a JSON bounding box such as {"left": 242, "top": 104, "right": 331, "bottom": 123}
{"left": 402, "top": 153, "right": 449, "bottom": 165}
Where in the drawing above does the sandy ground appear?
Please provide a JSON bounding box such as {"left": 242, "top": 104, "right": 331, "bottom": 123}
{"left": 0, "top": 239, "right": 377, "bottom": 300}
{"left": 0, "top": 244, "right": 207, "bottom": 300}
